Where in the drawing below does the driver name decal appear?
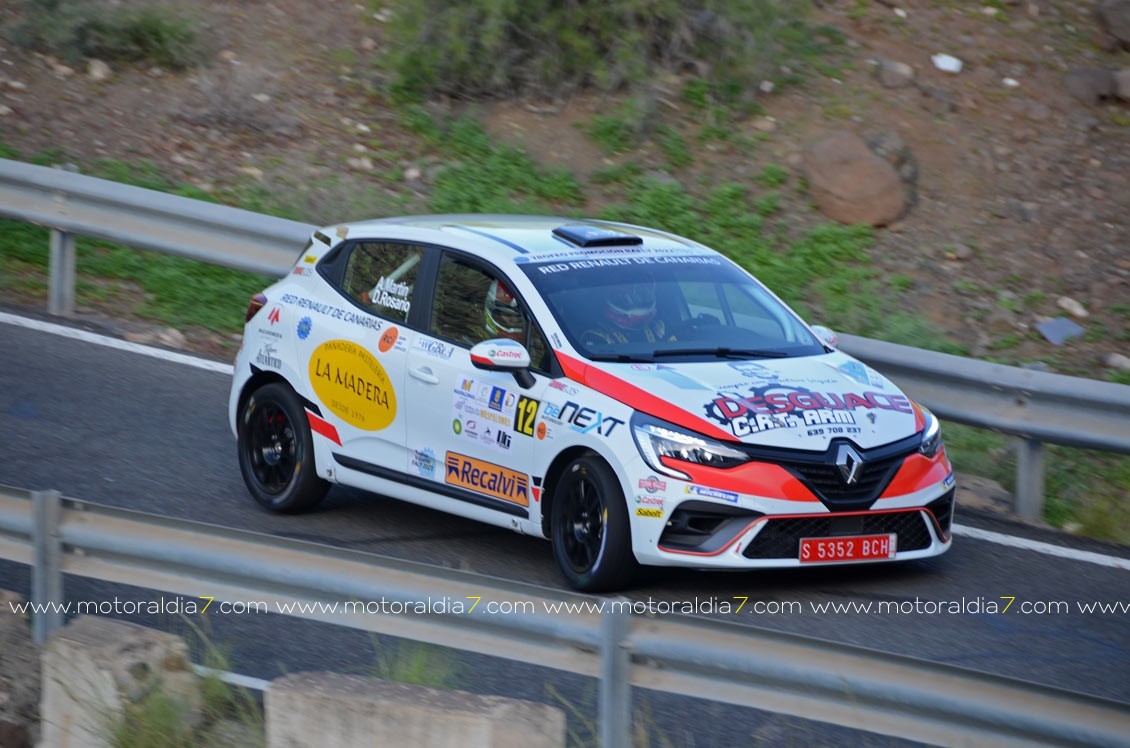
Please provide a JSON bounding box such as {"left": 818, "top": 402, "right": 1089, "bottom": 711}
{"left": 445, "top": 452, "right": 529, "bottom": 506}
{"left": 309, "top": 339, "right": 396, "bottom": 430}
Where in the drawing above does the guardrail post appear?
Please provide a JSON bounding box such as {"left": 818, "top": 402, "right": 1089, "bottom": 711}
{"left": 32, "top": 489, "right": 64, "bottom": 644}
{"left": 48, "top": 228, "right": 76, "bottom": 316}
{"left": 1014, "top": 439, "right": 1045, "bottom": 521}
{"left": 600, "top": 608, "right": 631, "bottom": 748}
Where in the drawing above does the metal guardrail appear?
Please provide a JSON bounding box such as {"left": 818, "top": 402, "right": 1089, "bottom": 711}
{"left": 2, "top": 486, "right": 1128, "bottom": 747}
{"left": 2, "top": 156, "right": 1129, "bottom": 519}
{"left": 838, "top": 334, "right": 1130, "bottom": 519}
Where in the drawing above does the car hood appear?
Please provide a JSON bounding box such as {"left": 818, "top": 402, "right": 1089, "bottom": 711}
{"left": 573, "top": 351, "right": 923, "bottom": 451}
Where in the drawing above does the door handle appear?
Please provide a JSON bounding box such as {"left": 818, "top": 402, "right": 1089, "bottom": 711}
{"left": 409, "top": 366, "right": 440, "bottom": 385}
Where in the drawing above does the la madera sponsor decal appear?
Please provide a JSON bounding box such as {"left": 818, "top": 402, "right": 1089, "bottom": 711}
{"left": 445, "top": 452, "right": 529, "bottom": 507}
{"left": 309, "top": 340, "right": 397, "bottom": 430}
{"left": 704, "top": 384, "right": 910, "bottom": 438}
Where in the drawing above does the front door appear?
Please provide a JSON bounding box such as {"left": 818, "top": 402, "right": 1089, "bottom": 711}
{"left": 404, "top": 252, "right": 550, "bottom": 517}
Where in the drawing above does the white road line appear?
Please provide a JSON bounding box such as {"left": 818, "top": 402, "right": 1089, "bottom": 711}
{"left": 953, "top": 524, "right": 1129, "bottom": 570}
{"left": 4, "top": 312, "right": 1130, "bottom": 571}
{"left": 0, "top": 310, "right": 234, "bottom": 375}
{"left": 191, "top": 664, "right": 271, "bottom": 692}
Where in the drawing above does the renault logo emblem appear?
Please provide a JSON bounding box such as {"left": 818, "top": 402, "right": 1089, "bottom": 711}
{"left": 835, "top": 444, "right": 864, "bottom": 485}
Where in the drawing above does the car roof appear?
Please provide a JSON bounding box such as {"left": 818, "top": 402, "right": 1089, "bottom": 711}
{"left": 333, "top": 214, "right": 718, "bottom": 266}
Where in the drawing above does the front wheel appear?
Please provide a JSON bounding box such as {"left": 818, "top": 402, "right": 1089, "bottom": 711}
{"left": 550, "top": 454, "right": 637, "bottom": 592}
{"left": 237, "top": 382, "right": 329, "bottom": 513}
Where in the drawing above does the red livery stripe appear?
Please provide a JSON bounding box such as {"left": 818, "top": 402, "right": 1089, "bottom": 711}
{"left": 554, "top": 352, "right": 738, "bottom": 442}
{"left": 306, "top": 410, "right": 342, "bottom": 445}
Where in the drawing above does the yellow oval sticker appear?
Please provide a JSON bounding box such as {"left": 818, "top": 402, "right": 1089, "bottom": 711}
{"left": 309, "top": 339, "right": 396, "bottom": 430}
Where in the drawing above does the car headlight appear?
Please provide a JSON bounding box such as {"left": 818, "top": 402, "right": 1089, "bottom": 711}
{"left": 919, "top": 407, "right": 943, "bottom": 458}
{"left": 631, "top": 414, "right": 749, "bottom": 480}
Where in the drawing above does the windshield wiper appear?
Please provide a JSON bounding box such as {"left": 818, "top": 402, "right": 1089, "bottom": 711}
{"left": 652, "top": 347, "right": 790, "bottom": 359}
{"left": 587, "top": 353, "right": 657, "bottom": 363}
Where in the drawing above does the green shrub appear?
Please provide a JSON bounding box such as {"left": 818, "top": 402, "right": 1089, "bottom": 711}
{"left": 381, "top": 0, "right": 836, "bottom": 104}
{"left": 583, "top": 96, "right": 658, "bottom": 154}
{"left": 658, "top": 126, "right": 693, "bottom": 169}
{"left": 415, "top": 114, "right": 582, "bottom": 213}
{"left": 7, "top": 0, "right": 202, "bottom": 69}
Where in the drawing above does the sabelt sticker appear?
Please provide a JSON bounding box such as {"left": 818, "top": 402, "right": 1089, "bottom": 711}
{"left": 636, "top": 507, "right": 663, "bottom": 519}
{"left": 309, "top": 339, "right": 396, "bottom": 430}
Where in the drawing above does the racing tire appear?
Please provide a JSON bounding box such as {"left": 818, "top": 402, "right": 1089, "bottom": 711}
{"left": 551, "top": 453, "right": 637, "bottom": 592}
{"left": 238, "top": 382, "right": 329, "bottom": 513}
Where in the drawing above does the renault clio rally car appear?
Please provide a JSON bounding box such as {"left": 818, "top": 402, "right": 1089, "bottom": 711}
{"left": 229, "top": 215, "right": 955, "bottom": 591}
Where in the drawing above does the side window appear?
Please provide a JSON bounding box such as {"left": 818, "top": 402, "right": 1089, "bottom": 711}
{"left": 341, "top": 242, "right": 423, "bottom": 323}
{"left": 722, "top": 284, "right": 785, "bottom": 339}
{"left": 431, "top": 254, "right": 549, "bottom": 369}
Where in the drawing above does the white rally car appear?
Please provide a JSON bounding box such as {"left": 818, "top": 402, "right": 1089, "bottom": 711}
{"left": 229, "top": 215, "right": 954, "bottom": 591}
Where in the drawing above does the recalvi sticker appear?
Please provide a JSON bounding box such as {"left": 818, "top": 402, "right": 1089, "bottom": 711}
{"left": 445, "top": 452, "right": 529, "bottom": 506}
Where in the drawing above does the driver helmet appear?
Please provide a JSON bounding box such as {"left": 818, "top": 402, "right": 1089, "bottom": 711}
{"left": 605, "top": 279, "right": 656, "bottom": 329}
{"left": 484, "top": 279, "right": 525, "bottom": 340}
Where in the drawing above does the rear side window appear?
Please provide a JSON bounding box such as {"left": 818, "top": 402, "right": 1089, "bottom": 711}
{"left": 341, "top": 242, "right": 424, "bottom": 323}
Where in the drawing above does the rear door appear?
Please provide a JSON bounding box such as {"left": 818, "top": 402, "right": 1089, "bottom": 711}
{"left": 294, "top": 239, "right": 428, "bottom": 474}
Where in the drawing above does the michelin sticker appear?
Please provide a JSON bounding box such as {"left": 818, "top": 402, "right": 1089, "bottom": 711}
{"left": 685, "top": 485, "right": 739, "bottom": 503}
{"left": 309, "top": 339, "right": 397, "bottom": 430}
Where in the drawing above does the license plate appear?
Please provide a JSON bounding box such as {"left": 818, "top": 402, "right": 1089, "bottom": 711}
{"left": 799, "top": 533, "right": 896, "bottom": 563}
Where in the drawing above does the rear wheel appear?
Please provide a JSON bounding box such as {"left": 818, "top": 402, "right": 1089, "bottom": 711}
{"left": 551, "top": 454, "right": 637, "bottom": 591}
{"left": 237, "top": 382, "right": 328, "bottom": 513}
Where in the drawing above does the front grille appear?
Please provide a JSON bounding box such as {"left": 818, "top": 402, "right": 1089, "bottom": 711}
{"left": 783, "top": 453, "right": 904, "bottom": 505}
{"left": 742, "top": 510, "right": 932, "bottom": 560}
{"left": 738, "top": 435, "right": 921, "bottom": 512}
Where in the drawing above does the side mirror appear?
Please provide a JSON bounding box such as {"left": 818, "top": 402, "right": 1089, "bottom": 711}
{"left": 470, "top": 339, "right": 535, "bottom": 389}
{"left": 811, "top": 325, "right": 840, "bottom": 349}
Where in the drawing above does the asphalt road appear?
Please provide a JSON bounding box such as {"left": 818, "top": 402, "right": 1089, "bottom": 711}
{"left": 2, "top": 312, "right": 1128, "bottom": 745}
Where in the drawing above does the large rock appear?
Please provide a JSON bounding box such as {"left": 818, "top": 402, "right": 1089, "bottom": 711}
{"left": 1114, "top": 69, "right": 1130, "bottom": 102}
{"left": 1098, "top": 0, "right": 1130, "bottom": 48}
{"left": 1064, "top": 68, "right": 1115, "bottom": 105}
{"left": 802, "top": 131, "right": 908, "bottom": 226}
{"left": 875, "top": 59, "right": 914, "bottom": 89}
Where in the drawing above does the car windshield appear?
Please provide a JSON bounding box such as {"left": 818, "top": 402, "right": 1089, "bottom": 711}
{"left": 519, "top": 254, "right": 825, "bottom": 362}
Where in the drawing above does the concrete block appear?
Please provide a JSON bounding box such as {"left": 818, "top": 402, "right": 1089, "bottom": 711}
{"left": 0, "top": 590, "right": 39, "bottom": 748}
{"left": 40, "top": 616, "right": 201, "bottom": 748}
{"left": 266, "top": 672, "right": 565, "bottom": 748}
